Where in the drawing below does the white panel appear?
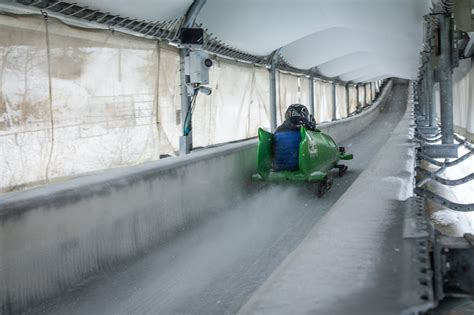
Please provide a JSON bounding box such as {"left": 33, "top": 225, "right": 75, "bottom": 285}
{"left": 28, "top": 0, "right": 432, "bottom": 82}
{"left": 453, "top": 58, "right": 474, "bottom": 136}
{"left": 198, "top": 0, "right": 430, "bottom": 81}
{"left": 193, "top": 62, "right": 270, "bottom": 147}
{"left": 299, "top": 76, "right": 311, "bottom": 108}
{"left": 349, "top": 85, "right": 358, "bottom": 113}
{"left": 0, "top": 15, "right": 167, "bottom": 192}
{"left": 193, "top": 60, "right": 255, "bottom": 146}
{"left": 358, "top": 85, "right": 366, "bottom": 107}
{"left": 277, "top": 72, "right": 300, "bottom": 124}
{"left": 197, "top": 0, "right": 331, "bottom": 56}
{"left": 315, "top": 81, "right": 333, "bottom": 123}
{"left": 335, "top": 84, "right": 346, "bottom": 119}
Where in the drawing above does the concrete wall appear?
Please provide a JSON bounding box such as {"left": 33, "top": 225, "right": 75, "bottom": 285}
{"left": 0, "top": 141, "right": 257, "bottom": 313}
{"left": 0, "top": 80, "right": 393, "bottom": 313}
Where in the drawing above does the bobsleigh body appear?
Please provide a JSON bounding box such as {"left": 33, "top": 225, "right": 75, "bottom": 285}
{"left": 251, "top": 127, "right": 353, "bottom": 195}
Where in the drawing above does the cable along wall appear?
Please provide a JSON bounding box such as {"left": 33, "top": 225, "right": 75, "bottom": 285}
{"left": 0, "top": 13, "right": 382, "bottom": 193}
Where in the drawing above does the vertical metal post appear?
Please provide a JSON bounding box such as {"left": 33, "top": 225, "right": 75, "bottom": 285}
{"left": 269, "top": 49, "right": 280, "bottom": 132}
{"left": 309, "top": 77, "right": 315, "bottom": 116}
{"left": 418, "top": 79, "right": 425, "bottom": 120}
{"left": 426, "top": 56, "right": 436, "bottom": 128}
{"left": 356, "top": 84, "right": 360, "bottom": 111}
{"left": 179, "top": 48, "right": 192, "bottom": 155}
{"left": 422, "top": 14, "right": 457, "bottom": 158}
{"left": 417, "top": 81, "right": 423, "bottom": 116}
{"left": 421, "top": 78, "right": 427, "bottom": 119}
{"left": 438, "top": 14, "right": 454, "bottom": 144}
{"left": 332, "top": 81, "right": 337, "bottom": 121}
{"left": 269, "top": 65, "right": 277, "bottom": 132}
{"left": 178, "top": 0, "right": 207, "bottom": 155}
{"left": 345, "top": 84, "right": 350, "bottom": 117}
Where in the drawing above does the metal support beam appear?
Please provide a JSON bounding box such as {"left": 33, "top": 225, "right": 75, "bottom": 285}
{"left": 416, "top": 166, "right": 474, "bottom": 186}
{"left": 415, "top": 81, "right": 421, "bottom": 115}
{"left": 400, "top": 197, "right": 435, "bottom": 311}
{"left": 345, "top": 84, "right": 350, "bottom": 117}
{"left": 439, "top": 14, "right": 455, "bottom": 146}
{"left": 417, "top": 62, "right": 439, "bottom": 136}
{"left": 269, "top": 49, "right": 280, "bottom": 132}
{"left": 332, "top": 81, "right": 337, "bottom": 121}
{"left": 426, "top": 56, "right": 437, "bottom": 128}
{"left": 417, "top": 150, "right": 473, "bottom": 168}
{"left": 417, "top": 60, "right": 438, "bottom": 136}
{"left": 415, "top": 187, "right": 474, "bottom": 212}
{"left": 421, "top": 14, "right": 458, "bottom": 158}
{"left": 420, "top": 78, "right": 427, "bottom": 120}
{"left": 435, "top": 235, "right": 474, "bottom": 299}
{"left": 178, "top": 0, "right": 207, "bottom": 155}
{"left": 179, "top": 48, "right": 192, "bottom": 155}
{"left": 182, "top": 0, "right": 206, "bottom": 28}
{"left": 422, "top": 144, "right": 459, "bottom": 158}
{"left": 309, "top": 77, "right": 315, "bottom": 116}
{"left": 423, "top": 78, "right": 428, "bottom": 119}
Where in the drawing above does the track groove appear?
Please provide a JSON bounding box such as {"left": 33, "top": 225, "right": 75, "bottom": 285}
{"left": 27, "top": 83, "right": 408, "bottom": 315}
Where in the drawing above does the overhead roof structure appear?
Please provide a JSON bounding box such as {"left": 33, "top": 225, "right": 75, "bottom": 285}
{"left": 10, "top": 0, "right": 432, "bottom": 82}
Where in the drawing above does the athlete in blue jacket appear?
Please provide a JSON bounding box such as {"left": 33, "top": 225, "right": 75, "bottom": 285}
{"left": 273, "top": 104, "right": 316, "bottom": 171}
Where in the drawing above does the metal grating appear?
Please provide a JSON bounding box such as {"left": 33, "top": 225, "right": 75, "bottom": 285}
{"left": 15, "top": 0, "right": 185, "bottom": 41}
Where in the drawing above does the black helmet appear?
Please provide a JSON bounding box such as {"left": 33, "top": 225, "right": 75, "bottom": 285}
{"left": 285, "top": 104, "right": 309, "bottom": 121}
{"left": 307, "top": 113, "right": 316, "bottom": 130}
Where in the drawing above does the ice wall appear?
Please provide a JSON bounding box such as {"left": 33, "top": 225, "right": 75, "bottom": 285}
{"left": 0, "top": 140, "right": 256, "bottom": 314}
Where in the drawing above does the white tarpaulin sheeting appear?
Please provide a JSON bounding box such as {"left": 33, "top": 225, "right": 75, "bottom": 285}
{"left": 0, "top": 13, "right": 386, "bottom": 192}
{"left": 193, "top": 61, "right": 270, "bottom": 147}
{"left": 349, "top": 85, "right": 358, "bottom": 113}
{"left": 335, "top": 84, "right": 347, "bottom": 119}
{"left": 197, "top": 0, "right": 431, "bottom": 82}
{"left": 277, "top": 71, "right": 299, "bottom": 124}
{"left": 299, "top": 76, "right": 311, "bottom": 108}
{"left": 358, "top": 85, "right": 366, "bottom": 108}
{"left": 452, "top": 58, "right": 474, "bottom": 138}
{"left": 315, "top": 81, "right": 333, "bottom": 123}
{"left": 0, "top": 14, "right": 268, "bottom": 191}
{"left": 365, "top": 84, "right": 372, "bottom": 104}
{"left": 0, "top": 15, "right": 166, "bottom": 191}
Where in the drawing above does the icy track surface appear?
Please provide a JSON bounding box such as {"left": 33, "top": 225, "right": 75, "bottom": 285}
{"left": 27, "top": 85, "right": 407, "bottom": 315}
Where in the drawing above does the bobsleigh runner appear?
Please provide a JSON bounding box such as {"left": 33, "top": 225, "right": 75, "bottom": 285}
{"left": 251, "top": 127, "right": 353, "bottom": 197}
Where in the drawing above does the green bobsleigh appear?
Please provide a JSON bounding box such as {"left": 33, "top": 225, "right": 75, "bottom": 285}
{"left": 251, "top": 127, "right": 353, "bottom": 196}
